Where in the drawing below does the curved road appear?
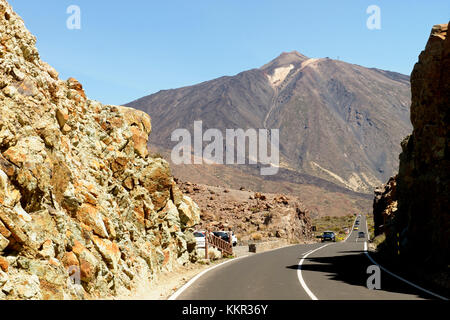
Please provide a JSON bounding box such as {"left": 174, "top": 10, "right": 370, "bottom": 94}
{"left": 174, "top": 215, "right": 443, "bottom": 300}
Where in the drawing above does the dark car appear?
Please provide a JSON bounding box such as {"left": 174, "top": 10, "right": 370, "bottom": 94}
{"left": 358, "top": 232, "right": 366, "bottom": 239}
{"left": 213, "top": 231, "right": 230, "bottom": 243}
{"left": 321, "top": 231, "right": 336, "bottom": 242}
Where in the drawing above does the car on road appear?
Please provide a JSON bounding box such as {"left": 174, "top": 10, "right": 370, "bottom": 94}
{"left": 358, "top": 232, "right": 366, "bottom": 239}
{"left": 354, "top": 226, "right": 359, "bottom": 230}
{"left": 213, "top": 231, "right": 231, "bottom": 243}
{"left": 213, "top": 231, "right": 237, "bottom": 246}
{"left": 321, "top": 231, "right": 336, "bottom": 242}
{"left": 214, "top": 231, "right": 237, "bottom": 246}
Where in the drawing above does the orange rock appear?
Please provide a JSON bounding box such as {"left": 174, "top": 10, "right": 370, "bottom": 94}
{"left": 3, "top": 147, "right": 26, "bottom": 166}
{"left": 62, "top": 251, "right": 79, "bottom": 268}
{"left": 162, "top": 249, "right": 170, "bottom": 266}
{"left": 133, "top": 206, "right": 145, "bottom": 226}
{"left": 0, "top": 256, "right": 9, "bottom": 272}
{"left": 92, "top": 235, "right": 120, "bottom": 269}
{"left": 76, "top": 204, "right": 108, "bottom": 238}
{"left": 72, "top": 240, "right": 85, "bottom": 257}
{"left": 0, "top": 220, "right": 11, "bottom": 238}
{"left": 67, "top": 78, "right": 86, "bottom": 99}
{"left": 109, "top": 117, "right": 124, "bottom": 129}
{"left": 56, "top": 108, "right": 69, "bottom": 129}
{"left": 48, "top": 258, "right": 60, "bottom": 267}
{"left": 79, "top": 259, "right": 95, "bottom": 282}
{"left": 72, "top": 240, "right": 98, "bottom": 282}
{"left": 130, "top": 126, "right": 149, "bottom": 158}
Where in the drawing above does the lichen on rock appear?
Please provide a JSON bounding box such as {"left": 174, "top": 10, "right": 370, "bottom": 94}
{"left": 0, "top": 0, "right": 200, "bottom": 299}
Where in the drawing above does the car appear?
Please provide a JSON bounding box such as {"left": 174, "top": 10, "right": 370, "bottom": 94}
{"left": 355, "top": 221, "right": 360, "bottom": 225}
{"left": 358, "top": 232, "right": 366, "bottom": 239}
{"left": 321, "top": 231, "right": 336, "bottom": 242}
{"left": 214, "top": 231, "right": 237, "bottom": 246}
{"left": 231, "top": 232, "right": 238, "bottom": 247}
{"left": 213, "top": 231, "right": 231, "bottom": 243}
{"left": 194, "top": 231, "right": 206, "bottom": 248}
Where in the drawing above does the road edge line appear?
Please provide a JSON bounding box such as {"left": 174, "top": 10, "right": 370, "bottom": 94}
{"left": 297, "top": 243, "right": 332, "bottom": 300}
{"left": 364, "top": 242, "right": 448, "bottom": 301}
{"left": 344, "top": 214, "right": 359, "bottom": 242}
{"left": 168, "top": 256, "right": 245, "bottom": 300}
{"left": 169, "top": 242, "right": 303, "bottom": 300}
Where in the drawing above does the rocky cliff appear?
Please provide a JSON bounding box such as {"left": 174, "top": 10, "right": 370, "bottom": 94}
{"left": 0, "top": 0, "right": 201, "bottom": 299}
{"left": 178, "top": 181, "right": 313, "bottom": 244}
{"left": 373, "top": 176, "right": 397, "bottom": 237}
{"left": 374, "top": 23, "right": 449, "bottom": 284}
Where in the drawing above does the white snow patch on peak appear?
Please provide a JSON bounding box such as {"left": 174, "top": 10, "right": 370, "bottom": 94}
{"left": 267, "top": 64, "right": 294, "bottom": 87}
{"left": 299, "top": 58, "right": 321, "bottom": 71}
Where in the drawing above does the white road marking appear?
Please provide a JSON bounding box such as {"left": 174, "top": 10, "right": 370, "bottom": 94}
{"left": 169, "top": 243, "right": 299, "bottom": 300}
{"left": 364, "top": 250, "right": 448, "bottom": 300}
{"left": 168, "top": 256, "right": 244, "bottom": 300}
{"left": 363, "top": 214, "right": 447, "bottom": 301}
{"left": 344, "top": 215, "right": 360, "bottom": 242}
{"left": 365, "top": 216, "right": 370, "bottom": 241}
{"left": 297, "top": 243, "right": 332, "bottom": 300}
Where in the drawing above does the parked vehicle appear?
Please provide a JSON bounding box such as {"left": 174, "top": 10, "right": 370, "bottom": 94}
{"left": 213, "top": 231, "right": 230, "bottom": 243}
{"left": 321, "top": 231, "right": 336, "bottom": 242}
{"left": 194, "top": 231, "right": 206, "bottom": 248}
{"left": 231, "top": 232, "right": 238, "bottom": 247}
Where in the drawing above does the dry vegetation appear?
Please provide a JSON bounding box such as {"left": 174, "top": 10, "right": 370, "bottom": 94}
{"left": 312, "top": 214, "right": 357, "bottom": 241}
{"left": 366, "top": 214, "right": 375, "bottom": 239}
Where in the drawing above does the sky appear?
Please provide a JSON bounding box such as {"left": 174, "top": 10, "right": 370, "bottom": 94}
{"left": 7, "top": 0, "right": 450, "bottom": 105}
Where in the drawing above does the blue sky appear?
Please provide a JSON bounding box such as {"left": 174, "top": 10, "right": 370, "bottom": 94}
{"left": 8, "top": 0, "right": 450, "bottom": 105}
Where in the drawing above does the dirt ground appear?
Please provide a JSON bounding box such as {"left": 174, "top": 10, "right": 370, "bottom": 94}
{"left": 115, "top": 259, "right": 225, "bottom": 300}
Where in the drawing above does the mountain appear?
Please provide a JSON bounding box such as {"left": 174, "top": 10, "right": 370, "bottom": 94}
{"left": 127, "top": 51, "right": 412, "bottom": 197}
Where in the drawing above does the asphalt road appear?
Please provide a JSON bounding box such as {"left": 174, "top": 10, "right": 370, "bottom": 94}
{"left": 175, "top": 215, "right": 443, "bottom": 300}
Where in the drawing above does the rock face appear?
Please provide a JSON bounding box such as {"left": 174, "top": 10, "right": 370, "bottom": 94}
{"left": 374, "top": 23, "right": 449, "bottom": 274}
{"left": 0, "top": 0, "right": 200, "bottom": 299}
{"left": 372, "top": 176, "right": 397, "bottom": 237}
{"left": 178, "top": 181, "right": 313, "bottom": 244}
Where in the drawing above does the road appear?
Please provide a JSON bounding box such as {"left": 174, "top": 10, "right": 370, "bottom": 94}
{"left": 174, "top": 215, "right": 443, "bottom": 300}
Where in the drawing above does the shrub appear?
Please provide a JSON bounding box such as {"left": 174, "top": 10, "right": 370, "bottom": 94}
{"left": 251, "top": 232, "right": 263, "bottom": 241}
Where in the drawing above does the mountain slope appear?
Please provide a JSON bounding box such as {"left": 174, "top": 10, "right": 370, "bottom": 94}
{"left": 127, "top": 51, "right": 412, "bottom": 194}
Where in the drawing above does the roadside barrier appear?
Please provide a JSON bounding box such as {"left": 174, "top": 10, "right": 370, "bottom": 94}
{"left": 204, "top": 231, "right": 233, "bottom": 258}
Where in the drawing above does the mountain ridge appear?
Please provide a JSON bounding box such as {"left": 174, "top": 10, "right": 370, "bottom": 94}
{"left": 127, "top": 51, "right": 412, "bottom": 197}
